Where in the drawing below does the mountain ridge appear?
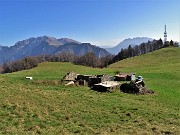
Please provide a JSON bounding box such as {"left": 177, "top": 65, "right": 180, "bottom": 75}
{"left": 0, "top": 36, "right": 110, "bottom": 64}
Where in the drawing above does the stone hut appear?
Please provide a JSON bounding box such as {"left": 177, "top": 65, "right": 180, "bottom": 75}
{"left": 64, "top": 72, "right": 116, "bottom": 88}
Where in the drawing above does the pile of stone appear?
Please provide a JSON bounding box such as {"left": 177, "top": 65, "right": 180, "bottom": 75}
{"left": 63, "top": 71, "right": 78, "bottom": 81}
{"left": 120, "top": 81, "right": 154, "bottom": 95}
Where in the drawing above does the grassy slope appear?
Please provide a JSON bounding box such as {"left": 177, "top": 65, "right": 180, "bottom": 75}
{"left": 0, "top": 47, "right": 179, "bottom": 134}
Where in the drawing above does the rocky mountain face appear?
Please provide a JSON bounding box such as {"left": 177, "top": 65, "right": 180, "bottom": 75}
{"left": 0, "top": 45, "right": 8, "bottom": 51}
{"left": 0, "top": 36, "right": 110, "bottom": 64}
{"left": 105, "top": 37, "right": 154, "bottom": 54}
{"left": 54, "top": 43, "right": 110, "bottom": 57}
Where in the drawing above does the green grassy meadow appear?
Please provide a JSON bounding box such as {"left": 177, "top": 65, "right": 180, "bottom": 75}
{"left": 0, "top": 47, "right": 180, "bottom": 134}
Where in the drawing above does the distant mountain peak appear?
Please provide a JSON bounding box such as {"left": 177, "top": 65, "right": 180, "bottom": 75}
{"left": 13, "top": 36, "right": 81, "bottom": 47}
{"left": 122, "top": 37, "right": 153, "bottom": 42}
{"left": 105, "top": 37, "right": 154, "bottom": 54}
{"left": 58, "top": 38, "right": 81, "bottom": 45}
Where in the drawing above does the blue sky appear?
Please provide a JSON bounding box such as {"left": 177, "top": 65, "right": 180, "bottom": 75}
{"left": 0, "top": 0, "right": 179, "bottom": 47}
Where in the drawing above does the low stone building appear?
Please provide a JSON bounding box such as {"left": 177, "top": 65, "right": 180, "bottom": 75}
{"left": 64, "top": 72, "right": 114, "bottom": 88}
{"left": 63, "top": 72, "right": 120, "bottom": 92}
{"left": 92, "top": 81, "right": 120, "bottom": 92}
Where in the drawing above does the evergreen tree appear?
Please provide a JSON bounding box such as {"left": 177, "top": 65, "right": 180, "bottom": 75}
{"left": 170, "top": 40, "right": 174, "bottom": 46}
{"left": 164, "top": 41, "right": 170, "bottom": 47}
{"left": 158, "top": 38, "right": 163, "bottom": 48}
{"left": 128, "top": 45, "right": 134, "bottom": 57}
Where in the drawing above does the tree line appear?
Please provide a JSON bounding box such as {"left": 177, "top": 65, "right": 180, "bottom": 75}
{"left": 0, "top": 39, "right": 178, "bottom": 73}
{"left": 0, "top": 52, "right": 114, "bottom": 73}
{"left": 109, "top": 39, "right": 179, "bottom": 64}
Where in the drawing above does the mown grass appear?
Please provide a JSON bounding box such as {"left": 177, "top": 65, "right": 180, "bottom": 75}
{"left": 0, "top": 47, "right": 180, "bottom": 134}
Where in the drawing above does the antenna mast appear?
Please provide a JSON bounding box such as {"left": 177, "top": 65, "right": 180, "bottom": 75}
{"left": 164, "top": 25, "right": 167, "bottom": 42}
